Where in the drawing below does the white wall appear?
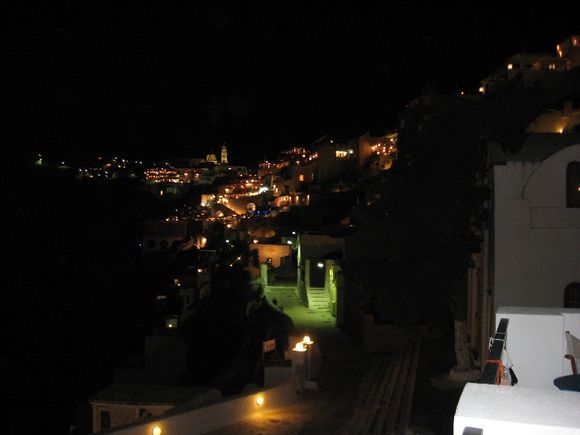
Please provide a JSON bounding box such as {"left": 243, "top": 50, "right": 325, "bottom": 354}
{"left": 454, "top": 383, "right": 580, "bottom": 435}
{"left": 496, "top": 306, "right": 580, "bottom": 389}
{"left": 97, "top": 381, "right": 297, "bottom": 435}
{"left": 492, "top": 144, "right": 580, "bottom": 311}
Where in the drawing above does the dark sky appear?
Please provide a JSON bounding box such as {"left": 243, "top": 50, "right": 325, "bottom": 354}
{"left": 8, "top": 1, "right": 579, "bottom": 166}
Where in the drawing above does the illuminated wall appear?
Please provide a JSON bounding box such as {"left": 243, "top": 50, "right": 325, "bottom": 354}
{"left": 249, "top": 243, "right": 291, "bottom": 268}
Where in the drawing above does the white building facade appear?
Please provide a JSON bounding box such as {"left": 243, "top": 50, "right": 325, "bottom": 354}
{"left": 486, "top": 135, "right": 580, "bottom": 312}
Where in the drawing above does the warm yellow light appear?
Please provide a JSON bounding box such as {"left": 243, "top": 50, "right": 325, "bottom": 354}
{"left": 152, "top": 426, "right": 162, "bottom": 435}
{"left": 255, "top": 395, "right": 265, "bottom": 407}
{"left": 507, "top": 63, "right": 513, "bottom": 70}
{"left": 302, "top": 336, "right": 313, "bottom": 345}
{"left": 293, "top": 342, "right": 306, "bottom": 352}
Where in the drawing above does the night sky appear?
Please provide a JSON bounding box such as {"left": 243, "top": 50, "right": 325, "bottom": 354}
{"left": 8, "top": 2, "right": 579, "bottom": 166}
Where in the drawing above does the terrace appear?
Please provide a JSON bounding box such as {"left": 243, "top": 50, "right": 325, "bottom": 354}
{"left": 454, "top": 306, "right": 580, "bottom": 434}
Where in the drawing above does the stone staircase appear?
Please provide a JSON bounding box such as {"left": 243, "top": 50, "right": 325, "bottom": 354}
{"left": 306, "top": 287, "right": 330, "bottom": 311}
{"left": 346, "top": 341, "right": 422, "bottom": 434}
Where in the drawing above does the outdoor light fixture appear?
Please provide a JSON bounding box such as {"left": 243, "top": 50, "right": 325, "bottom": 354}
{"left": 152, "top": 426, "right": 162, "bottom": 435}
{"left": 317, "top": 262, "right": 324, "bottom": 269}
{"left": 255, "top": 395, "right": 265, "bottom": 407}
{"left": 293, "top": 342, "right": 306, "bottom": 352}
{"left": 302, "top": 336, "right": 313, "bottom": 346}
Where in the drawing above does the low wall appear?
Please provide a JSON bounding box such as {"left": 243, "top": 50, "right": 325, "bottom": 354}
{"left": 454, "top": 382, "right": 580, "bottom": 434}
{"left": 100, "top": 381, "right": 297, "bottom": 435}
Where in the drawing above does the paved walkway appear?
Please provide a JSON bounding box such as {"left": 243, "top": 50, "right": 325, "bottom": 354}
{"left": 208, "top": 286, "right": 462, "bottom": 434}
{"left": 209, "top": 285, "right": 371, "bottom": 434}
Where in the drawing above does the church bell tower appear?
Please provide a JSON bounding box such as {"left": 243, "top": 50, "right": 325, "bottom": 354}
{"left": 221, "top": 144, "right": 228, "bottom": 164}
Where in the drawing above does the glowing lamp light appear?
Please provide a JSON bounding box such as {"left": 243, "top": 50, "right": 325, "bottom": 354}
{"left": 317, "top": 262, "right": 324, "bottom": 269}
{"left": 507, "top": 63, "right": 513, "bottom": 70}
{"left": 152, "top": 426, "right": 162, "bottom": 435}
{"left": 293, "top": 342, "right": 307, "bottom": 352}
{"left": 302, "top": 336, "right": 313, "bottom": 345}
{"left": 255, "top": 395, "right": 265, "bottom": 407}
{"left": 253, "top": 239, "right": 259, "bottom": 244}
{"left": 287, "top": 240, "right": 293, "bottom": 245}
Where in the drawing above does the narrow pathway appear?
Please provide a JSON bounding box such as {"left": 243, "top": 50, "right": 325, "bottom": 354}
{"left": 346, "top": 341, "right": 421, "bottom": 434}
{"left": 208, "top": 286, "right": 422, "bottom": 434}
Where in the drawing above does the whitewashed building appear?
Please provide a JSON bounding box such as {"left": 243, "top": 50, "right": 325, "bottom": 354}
{"left": 485, "top": 134, "right": 580, "bottom": 313}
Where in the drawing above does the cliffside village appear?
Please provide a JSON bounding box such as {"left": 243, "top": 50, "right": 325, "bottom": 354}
{"left": 29, "top": 35, "right": 580, "bottom": 434}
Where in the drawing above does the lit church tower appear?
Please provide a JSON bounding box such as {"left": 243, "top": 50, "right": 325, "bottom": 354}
{"left": 221, "top": 144, "right": 228, "bottom": 163}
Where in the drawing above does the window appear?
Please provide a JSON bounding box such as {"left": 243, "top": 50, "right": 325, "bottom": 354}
{"left": 567, "top": 161, "right": 580, "bottom": 207}
{"left": 299, "top": 174, "right": 304, "bottom": 182}
{"left": 564, "top": 282, "right": 580, "bottom": 308}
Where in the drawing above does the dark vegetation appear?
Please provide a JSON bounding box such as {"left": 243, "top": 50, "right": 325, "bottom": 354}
{"left": 3, "top": 166, "right": 163, "bottom": 434}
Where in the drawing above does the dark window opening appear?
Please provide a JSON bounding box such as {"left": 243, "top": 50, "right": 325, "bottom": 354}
{"left": 564, "top": 282, "right": 580, "bottom": 308}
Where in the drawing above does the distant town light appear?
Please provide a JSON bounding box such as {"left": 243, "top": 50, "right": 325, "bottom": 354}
{"left": 507, "top": 63, "right": 513, "bottom": 70}
{"left": 287, "top": 240, "right": 293, "bottom": 245}
{"left": 255, "top": 395, "right": 265, "bottom": 407}
{"left": 302, "top": 336, "right": 313, "bottom": 345}
{"left": 152, "top": 426, "right": 162, "bottom": 435}
{"left": 253, "top": 239, "right": 259, "bottom": 244}
{"left": 317, "top": 262, "right": 324, "bottom": 269}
